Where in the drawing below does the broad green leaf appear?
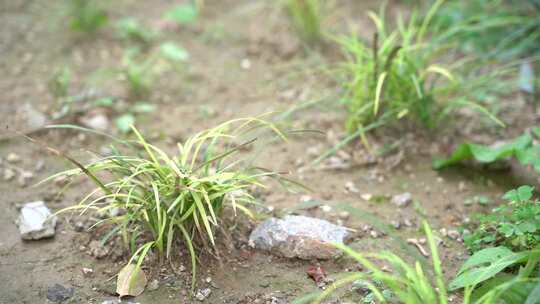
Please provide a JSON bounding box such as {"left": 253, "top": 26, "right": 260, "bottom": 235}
{"left": 116, "top": 114, "right": 135, "bottom": 133}
{"left": 165, "top": 4, "right": 198, "bottom": 25}
{"left": 433, "top": 134, "right": 533, "bottom": 169}
{"left": 450, "top": 247, "right": 530, "bottom": 290}
{"left": 498, "top": 223, "right": 515, "bottom": 237}
{"left": 160, "top": 42, "right": 189, "bottom": 62}
{"left": 525, "top": 283, "right": 540, "bottom": 304}
{"left": 503, "top": 185, "right": 534, "bottom": 202}
{"left": 532, "top": 127, "right": 540, "bottom": 139}
{"left": 472, "top": 274, "right": 536, "bottom": 303}
{"left": 517, "top": 146, "right": 540, "bottom": 171}
{"left": 457, "top": 247, "right": 513, "bottom": 275}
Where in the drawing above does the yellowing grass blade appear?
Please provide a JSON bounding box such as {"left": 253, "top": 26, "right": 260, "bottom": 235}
{"left": 374, "top": 72, "right": 387, "bottom": 116}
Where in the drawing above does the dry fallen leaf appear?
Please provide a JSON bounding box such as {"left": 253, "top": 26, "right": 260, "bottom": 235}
{"left": 116, "top": 264, "right": 147, "bottom": 297}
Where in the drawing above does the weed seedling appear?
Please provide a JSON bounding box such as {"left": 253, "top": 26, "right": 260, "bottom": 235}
{"left": 283, "top": 0, "right": 324, "bottom": 44}
{"left": 116, "top": 18, "right": 156, "bottom": 46}
{"left": 68, "top": 0, "right": 108, "bottom": 34}
{"left": 464, "top": 185, "right": 540, "bottom": 252}
{"left": 164, "top": 3, "right": 198, "bottom": 25}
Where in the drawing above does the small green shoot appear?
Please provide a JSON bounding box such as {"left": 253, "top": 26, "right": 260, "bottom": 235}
{"left": 116, "top": 18, "right": 156, "bottom": 45}
{"left": 283, "top": 0, "right": 324, "bottom": 44}
{"left": 164, "top": 4, "right": 198, "bottom": 25}
{"left": 305, "top": 221, "right": 447, "bottom": 304}
{"left": 464, "top": 185, "right": 540, "bottom": 252}
{"left": 68, "top": 0, "right": 108, "bottom": 34}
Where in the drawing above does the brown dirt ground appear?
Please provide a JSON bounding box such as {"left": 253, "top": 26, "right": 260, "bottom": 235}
{"left": 1, "top": 0, "right": 539, "bottom": 303}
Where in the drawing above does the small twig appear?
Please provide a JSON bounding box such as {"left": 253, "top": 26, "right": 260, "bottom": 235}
{"left": 407, "top": 238, "right": 429, "bottom": 257}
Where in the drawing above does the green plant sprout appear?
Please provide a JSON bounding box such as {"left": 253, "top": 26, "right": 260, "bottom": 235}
{"left": 68, "top": 0, "right": 108, "bottom": 34}
{"left": 283, "top": 0, "right": 324, "bottom": 44}
{"left": 164, "top": 3, "right": 199, "bottom": 25}
{"left": 116, "top": 18, "right": 157, "bottom": 45}
{"left": 464, "top": 185, "right": 540, "bottom": 253}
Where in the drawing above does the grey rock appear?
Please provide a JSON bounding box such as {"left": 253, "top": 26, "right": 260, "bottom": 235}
{"left": 18, "top": 201, "right": 56, "bottom": 240}
{"left": 249, "top": 215, "right": 350, "bottom": 259}
{"left": 392, "top": 192, "right": 412, "bottom": 207}
{"left": 47, "top": 284, "right": 74, "bottom": 303}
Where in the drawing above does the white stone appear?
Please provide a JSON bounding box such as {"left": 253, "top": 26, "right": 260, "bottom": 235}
{"left": 18, "top": 201, "right": 56, "bottom": 240}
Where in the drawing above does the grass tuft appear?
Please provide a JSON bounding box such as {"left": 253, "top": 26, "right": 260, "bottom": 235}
{"left": 335, "top": 0, "right": 506, "bottom": 139}
{"left": 44, "top": 117, "right": 286, "bottom": 289}
{"left": 283, "top": 0, "right": 325, "bottom": 44}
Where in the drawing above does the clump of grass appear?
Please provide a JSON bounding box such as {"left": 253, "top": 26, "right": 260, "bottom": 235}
{"left": 306, "top": 221, "right": 448, "bottom": 304}
{"left": 45, "top": 118, "right": 286, "bottom": 289}
{"left": 283, "top": 0, "right": 324, "bottom": 44}
{"left": 430, "top": 0, "right": 540, "bottom": 60}
{"left": 296, "top": 214, "right": 540, "bottom": 304}
{"left": 336, "top": 1, "right": 504, "bottom": 138}
{"left": 68, "top": 0, "right": 108, "bottom": 34}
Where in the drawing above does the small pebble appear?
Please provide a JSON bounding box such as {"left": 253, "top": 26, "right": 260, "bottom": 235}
{"left": 240, "top": 58, "right": 251, "bottom": 70}
{"left": 320, "top": 205, "right": 332, "bottom": 213}
{"left": 403, "top": 219, "right": 414, "bottom": 227}
{"left": 360, "top": 194, "right": 372, "bottom": 201}
{"left": 35, "top": 159, "right": 45, "bottom": 171}
{"left": 447, "top": 229, "right": 460, "bottom": 240}
{"left": 195, "top": 288, "right": 212, "bottom": 301}
{"left": 7, "top": 153, "right": 21, "bottom": 163}
{"left": 82, "top": 267, "right": 94, "bottom": 276}
{"left": 338, "top": 211, "right": 350, "bottom": 220}
{"left": 18, "top": 170, "right": 34, "bottom": 187}
{"left": 3, "top": 168, "right": 15, "bottom": 181}
{"left": 391, "top": 192, "right": 412, "bottom": 207}
{"left": 344, "top": 181, "right": 359, "bottom": 193}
